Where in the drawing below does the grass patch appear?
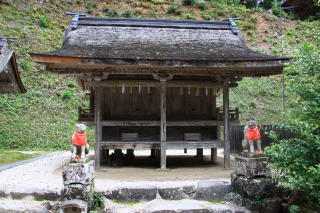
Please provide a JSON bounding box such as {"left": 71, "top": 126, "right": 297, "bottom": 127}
{"left": 209, "top": 200, "right": 223, "bottom": 204}
{"left": 13, "top": 197, "right": 22, "bottom": 200}
{"left": 0, "top": 151, "right": 52, "bottom": 166}
{"left": 34, "top": 197, "right": 45, "bottom": 201}
{"left": 111, "top": 198, "right": 140, "bottom": 206}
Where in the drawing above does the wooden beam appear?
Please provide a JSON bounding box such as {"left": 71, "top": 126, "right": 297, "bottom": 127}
{"left": 160, "top": 78, "right": 167, "bottom": 169}
{"left": 94, "top": 80, "right": 101, "bottom": 170}
{"left": 166, "top": 140, "right": 224, "bottom": 148}
{"left": 100, "top": 141, "right": 161, "bottom": 149}
{"left": 0, "top": 81, "right": 13, "bottom": 86}
{"left": 30, "top": 54, "right": 83, "bottom": 64}
{"left": 101, "top": 120, "right": 160, "bottom": 126}
{"left": 223, "top": 81, "right": 230, "bottom": 168}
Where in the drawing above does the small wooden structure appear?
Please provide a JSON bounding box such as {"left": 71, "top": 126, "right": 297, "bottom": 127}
{"left": 30, "top": 17, "right": 287, "bottom": 170}
{"left": 282, "top": 0, "right": 320, "bottom": 21}
{"left": 0, "top": 38, "right": 26, "bottom": 94}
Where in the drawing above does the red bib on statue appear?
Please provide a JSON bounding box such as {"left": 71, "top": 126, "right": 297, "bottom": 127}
{"left": 247, "top": 126, "right": 260, "bottom": 140}
{"left": 73, "top": 130, "right": 87, "bottom": 146}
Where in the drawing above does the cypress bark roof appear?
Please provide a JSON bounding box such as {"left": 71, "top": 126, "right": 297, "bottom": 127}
{"left": 0, "top": 39, "right": 26, "bottom": 94}
{"left": 31, "top": 18, "right": 287, "bottom": 62}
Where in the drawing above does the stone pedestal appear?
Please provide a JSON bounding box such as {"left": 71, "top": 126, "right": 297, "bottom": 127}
{"left": 62, "top": 160, "right": 95, "bottom": 211}
{"left": 232, "top": 153, "right": 280, "bottom": 213}
{"left": 235, "top": 153, "right": 271, "bottom": 179}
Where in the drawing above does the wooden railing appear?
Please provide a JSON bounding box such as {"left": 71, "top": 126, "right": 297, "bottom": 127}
{"left": 78, "top": 107, "right": 95, "bottom": 121}
{"left": 216, "top": 107, "right": 239, "bottom": 121}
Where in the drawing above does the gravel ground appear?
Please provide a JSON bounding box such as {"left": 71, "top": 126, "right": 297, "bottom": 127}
{"left": 0, "top": 149, "right": 233, "bottom": 192}
{"left": 0, "top": 150, "right": 235, "bottom": 210}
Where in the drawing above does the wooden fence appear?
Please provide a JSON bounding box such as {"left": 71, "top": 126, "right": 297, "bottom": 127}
{"left": 230, "top": 125, "right": 299, "bottom": 153}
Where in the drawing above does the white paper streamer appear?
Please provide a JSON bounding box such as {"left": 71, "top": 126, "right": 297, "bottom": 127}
{"left": 122, "top": 84, "right": 125, "bottom": 93}
{"left": 139, "top": 84, "right": 141, "bottom": 94}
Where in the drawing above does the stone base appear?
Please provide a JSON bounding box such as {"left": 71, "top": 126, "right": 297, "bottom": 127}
{"left": 62, "top": 182, "right": 94, "bottom": 210}
{"left": 63, "top": 160, "right": 95, "bottom": 185}
{"left": 60, "top": 199, "right": 87, "bottom": 213}
{"left": 234, "top": 176, "right": 276, "bottom": 199}
{"left": 235, "top": 155, "right": 271, "bottom": 179}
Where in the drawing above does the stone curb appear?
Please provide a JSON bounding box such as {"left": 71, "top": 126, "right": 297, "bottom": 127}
{"left": 0, "top": 151, "right": 63, "bottom": 171}
{"left": 10, "top": 187, "right": 61, "bottom": 201}
{"left": 96, "top": 181, "right": 231, "bottom": 203}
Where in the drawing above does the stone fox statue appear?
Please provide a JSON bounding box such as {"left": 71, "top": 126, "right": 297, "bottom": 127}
{"left": 71, "top": 122, "right": 89, "bottom": 161}
{"left": 243, "top": 118, "right": 262, "bottom": 153}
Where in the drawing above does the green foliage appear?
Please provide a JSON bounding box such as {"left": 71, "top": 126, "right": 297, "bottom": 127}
{"left": 107, "top": 9, "right": 119, "bottom": 17}
{"left": 39, "top": 16, "right": 48, "bottom": 27}
{"left": 265, "top": 34, "right": 320, "bottom": 201}
{"left": 167, "top": 6, "right": 181, "bottom": 15}
{"left": 124, "top": 9, "right": 132, "bottom": 18}
{"left": 62, "top": 90, "right": 71, "bottom": 99}
{"left": 241, "top": 0, "right": 258, "bottom": 9}
{"left": 198, "top": 2, "right": 208, "bottom": 10}
{"left": 94, "top": 194, "right": 103, "bottom": 208}
{"left": 201, "top": 12, "right": 211, "bottom": 20}
{"left": 183, "top": 0, "right": 197, "bottom": 5}
{"left": 183, "top": 13, "right": 195, "bottom": 20}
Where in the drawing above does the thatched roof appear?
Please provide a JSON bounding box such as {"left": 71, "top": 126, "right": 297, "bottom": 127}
{"left": 31, "top": 18, "right": 287, "bottom": 62}
{"left": 0, "top": 39, "right": 26, "bottom": 94}
{"left": 282, "top": 0, "right": 320, "bottom": 21}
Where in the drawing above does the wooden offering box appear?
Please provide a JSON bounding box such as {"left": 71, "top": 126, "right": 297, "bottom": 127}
{"left": 121, "top": 133, "right": 139, "bottom": 141}
{"left": 184, "top": 133, "right": 201, "bottom": 141}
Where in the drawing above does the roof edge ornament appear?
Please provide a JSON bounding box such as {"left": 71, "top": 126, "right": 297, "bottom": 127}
{"left": 221, "top": 17, "right": 241, "bottom": 35}
{"left": 65, "top": 12, "right": 87, "bottom": 30}
{"left": 0, "top": 37, "right": 17, "bottom": 54}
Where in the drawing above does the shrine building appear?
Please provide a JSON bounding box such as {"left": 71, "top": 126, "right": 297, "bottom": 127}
{"left": 30, "top": 17, "right": 288, "bottom": 170}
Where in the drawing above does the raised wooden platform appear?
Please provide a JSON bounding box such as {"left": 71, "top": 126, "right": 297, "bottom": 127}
{"left": 100, "top": 139, "right": 224, "bottom": 149}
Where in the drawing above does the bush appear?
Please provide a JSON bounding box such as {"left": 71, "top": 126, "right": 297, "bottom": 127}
{"left": 167, "top": 6, "right": 181, "bottom": 15}
{"left": 102, "top": 4, "right": 110, "bottom": 13}
{"left": 183, "top": 13, "right": 195, "bottom": 20}
{"left": 62, "top": 90, "right": 71, "bottom": 99}
{"left": 39, "top": 16, "right": 48, "bottom": 27}
{"left": 183, "top": 0, "right": 197, "bottom": 5}
{"left": 200, "top": 12, "right": 211, "bottom": 20}
{"left": 198, "top": 2, "right": 208, "bottom": 10}
{"left": 107, "top": 10, "right": 118, "bottom": 17}
{"left": 217, "top": 10, "right": 226, "bottom": 16}
{"left": 265, "top": 34, "right": 320, "bottom": 203}
{"left": 87, "top": 7, "right": 93, "bottom": 14}
{"left": 124, "top": 9, "right": 132, "bottom": 18}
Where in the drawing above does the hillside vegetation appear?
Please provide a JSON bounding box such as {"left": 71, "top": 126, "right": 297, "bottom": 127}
{"left": 0, "top": 0, "right": 319, "bottom": 150}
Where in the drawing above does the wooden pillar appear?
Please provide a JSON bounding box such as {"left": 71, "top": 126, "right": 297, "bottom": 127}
{"left": 184, "top": 148, "right": 187, "bottom": 153}
{"left": 223, "top": 81, "right": 230, "bottom": 168}
{"left": 150, "top": 149, "right": 156, "bottom": 158}
{"left": 197, "top": 148, "right": 203, "bottom": 163}
{"left": 211, "top": 148, "right": 217, "bottom": 163}
{"left": 94, "top": 80, "right": 101, "bottom": 170}
{"left": 160, "top": 78, "right": 167, "bottom": 169}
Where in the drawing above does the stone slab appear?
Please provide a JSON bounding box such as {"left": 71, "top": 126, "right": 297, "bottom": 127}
{"left": 182, "top": 185, "right": 196, "bottom": 195}
{"left": 33, "top": 188, "right": 60, "bottom": 201}
{"left": 234, "top": 176, "right": 276, "bottom": 199}
{"left": 233, "top": 194, "right": 245, "bottom": 206}
{"left": 112, "top": 185, "right": 157, "bottom": 202}
{"left": 143, "top": 202, "right": 210, "bottom": 213}
{"left": 62, "top": 182, "right": 94, "bottom": 209}
{"left": 193, "top": 181, "right": 231, "bottom": 201}
{"left": 244, "top": 198, "right": 261, "bottom": 211}
{"left": 235, "top": 156, "right": 271, "bottom": 179}
{"left": 0, "top": 204, "right": 49, "bottom": 213}
{"left": 106, "top": 206, "right": 140, "bottom": 213}
{"left": 158, "top": 185, "right": 182, "bottom": 200}
{"left": 261, "top": 197, "right": 282, "bottom": 213}
{"left": 63, "top": 160, "right": 95, "bottom": 185}
{"left": 223, "top": 192, "right": 236, "bottom": 201}
{"left": 10, "top": 188, "right": 36, "bottom": 199}
{"left": 230, "top": 171, "right": 238, "bottom": 189}
{"left": 0, "top": 184, "right": 9, "bottom": 197}
{"left": 209, "top": 204, "right": 252, "bottom": 213}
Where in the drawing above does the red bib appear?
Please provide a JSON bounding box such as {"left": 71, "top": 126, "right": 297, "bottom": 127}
{"left": 247, "top": 125, "right": 261, "bottom": 140}
{"left": 73, "top": 130, "right": 87, "bottom": 146}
